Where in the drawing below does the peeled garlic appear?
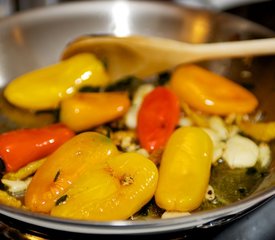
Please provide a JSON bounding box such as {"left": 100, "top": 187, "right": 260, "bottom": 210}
{"left": 209, "top": 116, "right": 228, "bottom": 140}
{"left": 2, "top": 178, "right": 32, "bottom": 195}
{"left": 203, "top": 128, "right": 225, "bottom": 163}
{"left": 161, "top": 211, "right": 191, "bottom": 219}
{"left": 223, "top": 135, "right": 258, "bottom": 169}
{"left": 258, "top": 143, "right": 271, "bottom": 168}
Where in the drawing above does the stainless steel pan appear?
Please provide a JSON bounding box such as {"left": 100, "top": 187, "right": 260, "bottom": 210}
{"left": 0, "top": 0, "right": 275, "bottom": 235}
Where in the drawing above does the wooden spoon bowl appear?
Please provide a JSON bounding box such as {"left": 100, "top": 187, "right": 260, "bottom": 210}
{"left": 62, "top": 35, "right": 275, "bottom": 81}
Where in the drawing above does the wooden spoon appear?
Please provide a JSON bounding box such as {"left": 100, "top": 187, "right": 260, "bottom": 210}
{"left": 62, "top": 35, "right": 275, "bottom": 81}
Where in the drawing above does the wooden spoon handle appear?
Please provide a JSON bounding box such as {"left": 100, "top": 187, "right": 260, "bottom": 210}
{"left": 180, "top": 37, "right": 275, "bottom": 62}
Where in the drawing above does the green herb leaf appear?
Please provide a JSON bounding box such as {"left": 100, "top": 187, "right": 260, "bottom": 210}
{"left": 55, "top": 195, "right": 68, "bottom": 206}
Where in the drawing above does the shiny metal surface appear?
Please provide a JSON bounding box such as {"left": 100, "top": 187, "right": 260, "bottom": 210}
{"left": 0, "top": 0, "right": 275, "bottom": 235}
{"left": 0, "top": 0, "right": 273, "bottom": 88}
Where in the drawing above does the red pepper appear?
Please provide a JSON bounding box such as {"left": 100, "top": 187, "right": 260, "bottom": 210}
{"left": 0, "top": 123, "right": 75, "bottom": 172}
{"left": 137, "top": 87, "right": 180, "bottom": 153}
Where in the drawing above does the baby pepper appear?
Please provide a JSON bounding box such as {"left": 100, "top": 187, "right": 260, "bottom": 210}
{"left": 137, "top": 87, "right": 180, "bottom": 153}
{"left": 4, "top": 53, "right": 110, "bottom": 111}
{"left": 170, "top": 64, "right": 258, "bottom": 115}
{"left": 0, "top": 124, "right": 75, "bottom": 173}
{"left": 25, "top": 132, "right": 119, "bottom": 213}
{"left": 50, "top": 152, "right": 158, "bottom": 220}
{"left": 155, "top": 126, "right": 213, "bottom": 212}
{"left": 60, "top": 92, "right": 130, "bottom": 132}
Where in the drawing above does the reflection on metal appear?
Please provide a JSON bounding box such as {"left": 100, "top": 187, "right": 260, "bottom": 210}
{"left": 112, "top": 1, "right": 130, "bottom": 37}
{"left": 0, "top": 0, "right": 14, "bottom": 17}
{"left": 24, "top": 233, "right": 46, "bottom": 240}
{"left": 15, "top": 0, "right": 59, "bottom": 11}
{"left": 175, "top": 0, "right": 265, "bottom": 10}
{"left": 189, "top": 16, "right": 211, "bottom": 43}
{"left": 11, "top": 26, "right": 25, "bottom": 46}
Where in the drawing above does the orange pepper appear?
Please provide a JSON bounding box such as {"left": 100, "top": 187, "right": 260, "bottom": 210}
{"left": 25, "top": 132, "right": 119, "bottom": 213}
{"left": 60, "top": 92, "right": 130, "bottom": 132}
{"left": 170, "top": 64, "right": 258, "bottom": 115}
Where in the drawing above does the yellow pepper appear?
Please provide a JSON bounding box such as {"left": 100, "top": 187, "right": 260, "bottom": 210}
{"left": 155, "top": 126, "right": 213, "bottom": 212}
{"left": 3, "top": 158, "right": 45, "bottom": 181}
{"left": 60, "top": 92, "right": 130, "bottom": 132}
{"left": 25, "top": 132, "right": 119, "bottom": 213}
{"left": 4, "top": 53, "right": 110, "bottom": 111}
{"left": 0, "top": 190, "right": 22, "bottom": 208}
{"left": 170, "top": 64, "right": 258, "bottom": 115}
{"left": 238, "top": 120, "right": 275, "bottom": 142}
{"left": 51, "top": 152, "right": 158, "bottom": 220}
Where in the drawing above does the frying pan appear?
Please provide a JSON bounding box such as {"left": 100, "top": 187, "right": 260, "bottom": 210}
{"left": 0, "top": 0, "right": 275, "bottom": 236}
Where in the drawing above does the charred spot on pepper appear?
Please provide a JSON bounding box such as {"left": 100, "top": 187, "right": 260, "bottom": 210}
{"left": 55, "top": 194, "right": 68, "bottom": 206}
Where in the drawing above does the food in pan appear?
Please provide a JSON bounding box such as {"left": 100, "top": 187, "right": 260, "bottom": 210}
{"left": 0, "top": 39, "right": 273, "bottom": 221}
